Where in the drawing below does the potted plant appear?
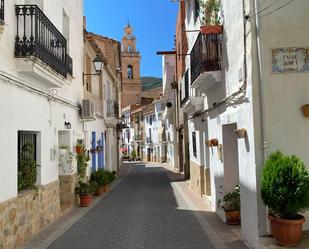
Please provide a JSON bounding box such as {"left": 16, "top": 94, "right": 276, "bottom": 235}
{"left": 18, "top": 143, "right": 38, "bottom": 191}
{"left": 76, "top": 181, "right": 97, "bottom": 207}
{"left": 96, "top": 145, "right": 103, "bottom": 152}
{"left": 218, "top": 185, "right": 240, "bottom": 225}
{"left": 301, "top": 104, "right": 309, "bottom": 117}
{"left": 75, "top": 142, "right": 83, "bottom": 154}
{"left": 234, "top": 128, "right": 247, "bottom": 139}
{"left": 131, "top": 149, "right": 137, "bottom": 161}
{"left": 261, "top": 151, "right": 309, "bottom": 247}
{"left": 206, "top": 140, "right": 212, "bottom": 147}
{"left": 102, "top": 170, "right": 117, "bottom": 192}
{"left": 198, "top": 0, "right": 223, "bottom": 34}
{"left": 211, "top": 138, "right": 219, "bottom": 146}
{"left": 91, "top": 169, "right": 108, "bottom": 196}
{"left": 76, "top": 149, "right": 88, "bottom": 181}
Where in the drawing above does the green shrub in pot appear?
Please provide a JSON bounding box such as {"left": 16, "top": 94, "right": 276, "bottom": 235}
{"left": 261, "top": 151, "right": 309, "bottom": 219}
{"left": 261, "top": 151, "right": 309, "bottom": 246}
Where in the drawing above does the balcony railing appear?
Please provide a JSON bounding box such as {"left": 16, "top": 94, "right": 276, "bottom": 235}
{"left": 107, "top": 99, "right": 119, "bottom": 118}
{"left": 0, "top": 0, "right": 4, "bottom": 22}
{"left": 66, "top": 54, "right": 73, "bottom": 76}
{"left": 14, "top": 5, "right": 72, "bottom": 78}
{"left": 191, "top": 33, "right": 222, "bottom": 84}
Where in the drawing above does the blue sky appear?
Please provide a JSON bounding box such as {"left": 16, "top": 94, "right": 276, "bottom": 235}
{"left": 84, "top": 0, "right": 178, "bottom": 78}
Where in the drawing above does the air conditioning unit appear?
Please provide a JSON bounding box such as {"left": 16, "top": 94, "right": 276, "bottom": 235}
{"left": 81, "top": 99, "right": 95, "bottom": 120}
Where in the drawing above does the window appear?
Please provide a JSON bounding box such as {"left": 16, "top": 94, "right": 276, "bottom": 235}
{"left": 194, "top": 0, "right": 200, "bottom": 21}
{"left": 127, "top": 65, "right": 133, "bottom": 79}
{"left": 0, "top": 0, "right": 4, "bottom": 22}
{"left": 192, "top": 132, "right": 197, "bottom": 158}
{"left": 18, "top": 131, "right": 38, "bottom": 191}
{"left": 149, "top": 116, "right": 152, "bottom": 125}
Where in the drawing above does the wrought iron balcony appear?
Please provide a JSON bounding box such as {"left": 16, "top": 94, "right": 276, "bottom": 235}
{"left": 107, "top": 99, "right": 119, "bottom": 118}
{"left": 0, "top": 0, "right": 4, "bottom": 22}
{"left": 190, "top": 33, "right": 222, "bottom": 86}
{"left": 14, "top": 5, "right": 72, "bottom": 78}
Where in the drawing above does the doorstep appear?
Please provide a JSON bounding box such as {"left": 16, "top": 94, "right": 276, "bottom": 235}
{"left": 259, "top": 231, "right": 309, "bottom": 249}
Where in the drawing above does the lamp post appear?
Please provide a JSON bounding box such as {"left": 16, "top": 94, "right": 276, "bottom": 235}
{"left": 82, "top": 54, "right": 104, "bottom": 84}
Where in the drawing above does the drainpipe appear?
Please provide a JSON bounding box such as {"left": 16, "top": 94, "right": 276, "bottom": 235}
{"left": 252, "top": 0, "right": 268, "bottom": 236}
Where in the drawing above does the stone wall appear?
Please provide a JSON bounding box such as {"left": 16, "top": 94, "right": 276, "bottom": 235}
{"left": 0, "top": 180, "right": 61, "bottom": 249}
{"left": 189, "top": 160, "right": 205, "bottom": 197}
{"left": 204, "top": 168, "right": 211, "bottom": 196}
{"left": 59, "top": 174, "right": 78, "bottom": 214}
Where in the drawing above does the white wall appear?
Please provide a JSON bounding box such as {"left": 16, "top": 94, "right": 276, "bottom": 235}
{"left": 256, "top": 0, "right": 309, "bottom": 230}
{"left": 0, "top": 0, "right": 83, "bottom": 203}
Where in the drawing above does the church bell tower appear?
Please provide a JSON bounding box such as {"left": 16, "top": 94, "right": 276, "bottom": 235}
{"left": 121, "top": 22, "right": 142, "bottom": 108}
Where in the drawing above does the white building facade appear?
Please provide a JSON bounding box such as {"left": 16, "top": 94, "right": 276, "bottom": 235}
{"left": 0, "top": 0, "right": 83, "bottom": 248}
{"left": 170, "top": 0, "right": 309, "bottom": 248}
{"left": 143, "top": 100, "right": 166, "bottom": 163}
{"left": 160, "top": 53, "right": 178, "bottom": 170}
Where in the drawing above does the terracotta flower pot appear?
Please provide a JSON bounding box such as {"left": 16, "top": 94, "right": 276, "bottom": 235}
{"left": 95, "top": 186, "right": 104, "bottom": 196}
{"left": 103, "top": 184, "right": 110, "bottom": 193}
{"left": 76, "top": 146, "right": 83, "bottom": 154}
{"left": 206, "top": 140, "right": 212, "bottom": 147}
{"left": 225, "top": 210, "right": 240, "bottom": 225}
{"left": 79, "top": 195, "right": 92, "bottom": 207}
{"left": 235, "top": 128, "right": 246, "bottom": 139}
{"left": 268, "top": 213, "right": 305, "bottom": 247}
{"left": 200, "top": 25, "right": 223, "bottom": 34}
{"left": 301, "top": 104, "right": 309, "bottom": 117}
{"left": 211, "top": 139, "right": 219, "bottom": 147}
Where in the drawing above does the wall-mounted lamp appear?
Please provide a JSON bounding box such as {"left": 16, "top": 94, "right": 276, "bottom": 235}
{"left": 64, "top": 122, "right": 71, "bottom": 129}
{"left": 82, "top": 55, "right": 104, "bottom": 85}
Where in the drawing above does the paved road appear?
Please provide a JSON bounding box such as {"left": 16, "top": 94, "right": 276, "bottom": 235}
{"left": 48, "top": 164, "right": 217, "bottom": 249}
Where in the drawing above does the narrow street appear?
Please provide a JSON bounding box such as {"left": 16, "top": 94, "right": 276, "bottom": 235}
{"left": 42, "top": 163, "right": 248, "bottom": 249}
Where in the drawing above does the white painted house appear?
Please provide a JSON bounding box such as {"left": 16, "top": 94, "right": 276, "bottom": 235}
{"left": 143, "top": 100, "right": 166, "bottom": 163}
{"left": 160, "top": 53, "right": 178, "bottom": 170}
{"left": 180, "top": 0, "right": 309, "bottom": 248}
{"left": 0, "top": 0, "right": 83, "bottom": 248}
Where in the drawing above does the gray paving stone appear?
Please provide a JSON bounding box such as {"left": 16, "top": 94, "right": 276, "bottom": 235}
{"left": 48, "top": 164, "right": 217, "bottom": 249}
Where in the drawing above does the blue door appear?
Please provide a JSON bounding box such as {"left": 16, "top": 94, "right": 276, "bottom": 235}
{"left": 91, "top": 132, "right": 96, "bottom": 171}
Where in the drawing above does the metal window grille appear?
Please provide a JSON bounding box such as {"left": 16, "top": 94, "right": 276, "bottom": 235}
{"left": 192, "top": 132, "right": 197, "bottom": 158}
{"left": 107, "top": 100, "right": 119, "bottom": 117}
{"left": 181, "top": 69, "right": 189, "bottom": 106}
{"left": 0, "top": 0, "right": 4, "bottom": 22}
{"left": 18, "top": 132, "right": 37, "bottom": 163}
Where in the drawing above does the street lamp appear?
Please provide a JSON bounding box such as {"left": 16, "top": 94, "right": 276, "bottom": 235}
{"left": 82, "top": 54, "right": 104, "bottom": 84}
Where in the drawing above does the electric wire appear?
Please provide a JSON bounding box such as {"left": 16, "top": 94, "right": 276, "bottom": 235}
{"left": 249, "top": 0, "right": 282, "bottom": 17}
{"left": 258, "top": 0, "right": 295, "bottom": 18}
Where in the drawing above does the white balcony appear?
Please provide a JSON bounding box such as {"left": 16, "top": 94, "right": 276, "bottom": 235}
{"left": 182, "top": 96, "right": 204, "bottom": 115}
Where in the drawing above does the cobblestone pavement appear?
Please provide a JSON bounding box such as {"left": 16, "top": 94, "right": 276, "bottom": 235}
{"left": 47, "top": 164, "right": 228, "bottom": 249}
